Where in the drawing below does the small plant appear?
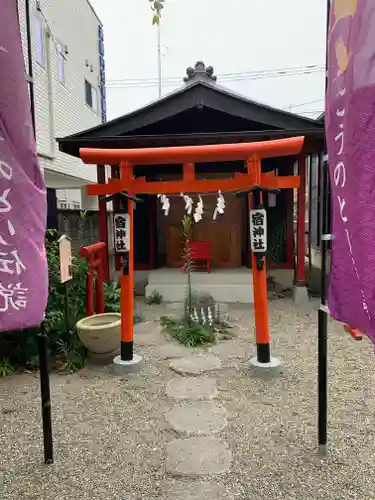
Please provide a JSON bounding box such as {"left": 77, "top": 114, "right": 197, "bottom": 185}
{"left": 161, "top": 316, "right": 215, "bottom": 347}
{"left": 104, "top": 282, "right": 121, "bottom": 313}
{"left": 145, "top": 290, "right": 163, "bottom": 305}
{"left": 56, "top": 330, "right": 86, "bottom": 373}
{"left": 182, "top": 215, "right": 194, "bottom": 325}
{"left": 134, "top": 312, "right": 145, "bottom": 324}
{"left": 0, "top": 359, "right": 15, "bottom": 377}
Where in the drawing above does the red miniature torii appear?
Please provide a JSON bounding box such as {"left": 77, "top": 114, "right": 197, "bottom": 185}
{"left": 80, "top": 137, "right": 303, "bottom": 366}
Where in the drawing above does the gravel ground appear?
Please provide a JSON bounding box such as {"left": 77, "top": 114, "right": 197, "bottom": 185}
{"left": 1, "top": 297, "right": 375, "bottom": 499}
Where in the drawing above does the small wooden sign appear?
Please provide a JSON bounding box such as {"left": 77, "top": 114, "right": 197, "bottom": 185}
{"left": 113, "top": 213, "right": 130, "bottom": 253}
{"left": 58, "top": 235, "right": 73, "bottom": 283}
{"left": 250, "top": 209, "right": 267, "bottom": 253}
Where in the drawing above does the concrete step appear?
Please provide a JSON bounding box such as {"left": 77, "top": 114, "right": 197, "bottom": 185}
{"left": 147, "top": 269, "right": 253, "bottom": 285}
{"left": 145, "top": 282, "right": 254, "bottom": 303}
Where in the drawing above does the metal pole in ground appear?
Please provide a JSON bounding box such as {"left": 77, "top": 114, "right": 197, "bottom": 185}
{"left": 38, "top": 329, "right": 54, "bottom": 464}
{"left": 318, "top": 154, "right": 330, "bottom": 455}
{"left": 157, "top": 21, "right": 162, "bottom": 98}
{"left": 25, "top": 0, "right": 53, "bottom": 463}
{"left": 318, "top": 0, "right": 331, "bottom": 456}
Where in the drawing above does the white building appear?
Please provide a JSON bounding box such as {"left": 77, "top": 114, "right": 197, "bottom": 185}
{"left": 17, "top": 0, "right": 106, "bottom": 210}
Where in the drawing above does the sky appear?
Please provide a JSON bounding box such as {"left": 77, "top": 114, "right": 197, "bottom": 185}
{"left": 90, "top": 0, "right": 328, "bottom": 121}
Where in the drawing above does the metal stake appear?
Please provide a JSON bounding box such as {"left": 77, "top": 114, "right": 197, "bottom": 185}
{"left": 317, "top": 0, "right": 331, "bottom": 457}
{"left": 38, "top": 327, "right": 53, "bottom": 464}
{"left": 318, "top": 154, "right": 330, "bottom": 456}
{"left": 64, "top": 281, "right": 69, "bottom": 334}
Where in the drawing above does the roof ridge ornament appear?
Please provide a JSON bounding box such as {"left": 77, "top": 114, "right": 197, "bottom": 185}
{"left": 183, "top": 61, "right": 217, "bottom": 84}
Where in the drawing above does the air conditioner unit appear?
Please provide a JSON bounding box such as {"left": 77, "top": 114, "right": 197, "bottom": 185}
{"left": 58, "top": 199, "right": 70, "bottom": 209}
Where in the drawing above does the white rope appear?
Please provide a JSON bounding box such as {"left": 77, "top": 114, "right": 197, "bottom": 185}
{"left": 158, "top": 191, "right": 230, "bottom": 219}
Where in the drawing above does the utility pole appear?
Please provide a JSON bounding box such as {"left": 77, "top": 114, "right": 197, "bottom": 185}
{"left": 157, "top": 21, "right": 162, "bottom": 98}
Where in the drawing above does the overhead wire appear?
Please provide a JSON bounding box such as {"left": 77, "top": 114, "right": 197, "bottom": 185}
{"left": 284, "top": 98, "right": 325, "bottom": 109}
{"left": 106, "top": 64, "right": 325, "bottom": 88}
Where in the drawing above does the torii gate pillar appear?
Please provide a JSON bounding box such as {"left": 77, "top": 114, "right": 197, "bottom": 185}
{"left": 293, "top": 154, "right": 309, "bottom": 304}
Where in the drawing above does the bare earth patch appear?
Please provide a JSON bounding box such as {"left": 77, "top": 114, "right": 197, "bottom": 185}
{"left": 1, "top": 298, "right": 375, "bottom": 499}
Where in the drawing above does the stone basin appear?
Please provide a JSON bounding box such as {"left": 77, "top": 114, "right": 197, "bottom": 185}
{"left": 76, "top": 313, "right": 121, "bottom": 354}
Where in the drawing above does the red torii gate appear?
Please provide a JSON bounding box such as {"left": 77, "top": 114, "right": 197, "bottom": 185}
{"left": 80, "top": 137, "right": 303, "bottom": 366}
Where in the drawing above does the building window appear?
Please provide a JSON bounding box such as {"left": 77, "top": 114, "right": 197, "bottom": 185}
{"left": 58, "top": 201, "right": 69, "bottom": 209}
{"left": 56, "top": 42, "right": 65, "bottom": 84}
{"left": 85, "top": 80, "right": 98, "bottom": 113}
{"left": 34, "top": 16, "right": 45, "bottom": 66}
{"left": 72, "top": 202, "right": 80, "bottom": 210}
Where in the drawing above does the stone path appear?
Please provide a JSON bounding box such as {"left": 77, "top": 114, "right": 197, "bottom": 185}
{"left": 163, "top": 352, "right": 232, "bottom": 498}
{"left": 165, "top": 437, "right": 232, "bottom": 477}
{"left": 169, "top": 354, "right": 222, "bottom": 375}
{"left": 166, "top": 401, "right": 228, "bottom": 436}
{"left": 4, "top": 299, "right": 375, "bottom": 500}
{"left": 165, "top": 378, "right": 217, "bottom": 400}
{"left": 163, "top": 482, "right": 231, "bottom": 500}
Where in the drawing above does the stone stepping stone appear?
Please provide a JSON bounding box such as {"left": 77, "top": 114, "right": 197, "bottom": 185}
{"left": 166, "top": 378, "right": 217, "bottom": 401}
{"left": 163, "top": 481, "right": 232, "bottom": 500}
{"left": 211, "top": 341, "right": 248, "bottom": 359}
{"left": 170, "top": 355, "right": 221, "bottom": 375}
{"left": 165, "top": 437, "right": 232, "bottom": 477}
{"left": 157, "top": 344, "right": 191, "bottom": 360}
{"left": 166, "top": 401, "right": 228, "bottom": 436}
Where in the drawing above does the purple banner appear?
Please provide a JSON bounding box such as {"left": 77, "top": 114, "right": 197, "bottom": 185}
{"left": 0, "top": 0, "right": 48, "bottom": 332}
{"left": 326, "top": 0, "right": 375, "bottom": 342}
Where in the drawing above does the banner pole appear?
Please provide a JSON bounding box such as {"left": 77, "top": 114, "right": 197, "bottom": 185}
{"left": 26, "top": 0, "right": 53, "bottom": 463}
{"left": 318, "top": 0, "right": 331, "bottom": 457}
{"left": 38, "top": 325, "right": 54, "bottom": 464}
{"left": 318, "top": 154, "right": 330, "bottom": 456}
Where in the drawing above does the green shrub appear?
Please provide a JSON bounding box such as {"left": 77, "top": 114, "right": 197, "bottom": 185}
{"left": 0, "top": 359, "right": 14, "bottom": 377}
{"left": 0, "top": 230, "right": 121, "bottom": 373}
{"left": 145, "top": 290, "right": 163, "bottom": 305}
{"left": 134, "top": 312, "right": 145, "bottom": 324}
{"left": 161, "top": 316, "right": 216, "bottom": 347}
{"left": 104, "top": 282, "right": 121, "bottom": 312}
